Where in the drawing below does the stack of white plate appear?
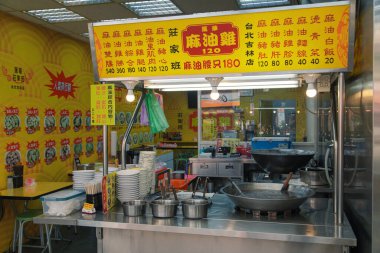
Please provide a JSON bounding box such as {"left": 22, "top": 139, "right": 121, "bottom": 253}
{"left": 73, "top": 170, "right": 95, "bottom": 191}
{"left": 116, "top": 170, "right": 140, "bottom": 203}
{"left": 94, "top": 172, "right": 104, "bottom": 182}
{"left": 130, "top": 168, "right": 149, "bottom": 198}
{"left": 139, "top": 151, "right": 156, "bottom": 194}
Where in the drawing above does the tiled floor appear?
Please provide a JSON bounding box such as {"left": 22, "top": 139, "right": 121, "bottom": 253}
{"left": 14, "top": 226, "right": 97, "bottom": 253}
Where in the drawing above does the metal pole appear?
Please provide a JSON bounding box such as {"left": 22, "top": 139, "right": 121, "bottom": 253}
{"left": 197, "top": 91, "right": 202, "bottom": 155}
{"left": 102, "top": 82, "right": 108, "bottom": 176}
{"left": 335, "top": 72, "right": 345, "bottom": 224}
{"left": 121, "top": 92, "right": 145, "bottom": 170}
{"left": 103, "top": 125, "right": 108, "bottom": 176}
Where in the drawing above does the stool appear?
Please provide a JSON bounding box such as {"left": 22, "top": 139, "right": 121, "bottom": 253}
{"left": 12, "top": 210, "right": 49, "bottom": 253}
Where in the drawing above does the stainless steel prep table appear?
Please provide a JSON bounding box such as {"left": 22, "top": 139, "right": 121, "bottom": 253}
{"left": 34, "top": 194, "right": 356, "bottom": 253}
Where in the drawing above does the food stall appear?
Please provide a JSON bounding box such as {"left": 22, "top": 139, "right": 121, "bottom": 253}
{"left": 34, "top": 1, "right": 357, "bottom": 253}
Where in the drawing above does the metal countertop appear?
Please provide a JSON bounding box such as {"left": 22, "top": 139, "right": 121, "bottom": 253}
{"left": 34, "top": 194, "right": 356, "bottom": 246}
{"left": 189, "top": 157, "right": 256, "bottom": 163}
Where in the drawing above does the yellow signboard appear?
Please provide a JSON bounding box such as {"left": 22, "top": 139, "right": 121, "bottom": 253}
{"left": 91, "top": 84, "right": 115, "bottom": 125}
{"left": 90, "top": 2, "right": 350, "bottom": 80}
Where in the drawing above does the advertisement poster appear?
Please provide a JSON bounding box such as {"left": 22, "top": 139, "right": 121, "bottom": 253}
{"left": 91, "top": 3, "right": 351, "bottom": 80}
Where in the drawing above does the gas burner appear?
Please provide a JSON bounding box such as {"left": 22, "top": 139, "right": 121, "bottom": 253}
{"left": 235, "top": 206, "right": 299, "bottom": 220}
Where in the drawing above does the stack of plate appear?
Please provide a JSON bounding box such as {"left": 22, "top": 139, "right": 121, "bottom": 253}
{"left": 116, "top": 170, "right": 140, "bottom": 203}
{"left": 73, "top": 170, "right": 95, "bottom": 191}
{"left": 139, "top": 151, "right": 156, "bottom": 194}
{"left": 94, "top": 172, "right": 104, "bottom": 182}
{"left": 130, "top": 168, "right": 149, "bottom": 198}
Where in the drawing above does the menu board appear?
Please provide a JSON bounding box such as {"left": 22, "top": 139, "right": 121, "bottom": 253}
{"left": 90, "top": 84, "right": 115, "bottom": 125}
{"left": 89, "top": 2, "right": 351, "bottom": 80}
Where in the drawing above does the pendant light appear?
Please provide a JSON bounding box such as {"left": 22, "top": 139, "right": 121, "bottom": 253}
{"left": 121, "top": 80, "right": 138, "bottom": 102}
{"left": 205, "top": 77, "right": 223, "bottom": 100}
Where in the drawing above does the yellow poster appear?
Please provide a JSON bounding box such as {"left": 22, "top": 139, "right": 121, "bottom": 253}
{"left": 90, "top": 2, "right": 351, "bottom": 80}
{"left": 91, "top": 84, "right": 116, "bottom": 125}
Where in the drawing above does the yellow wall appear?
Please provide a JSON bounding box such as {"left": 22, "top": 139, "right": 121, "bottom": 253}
{"left": 160, "top": 91, "right": 197, "bottom": 142}
{"left": 0, "top": 12, "right": 100, "bottom": 251}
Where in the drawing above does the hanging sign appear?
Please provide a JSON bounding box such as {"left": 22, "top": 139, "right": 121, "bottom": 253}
{"left": 89, "top": 2, "right": 351, "bottom": 81}
{"left": 90, "top": 84, "right": 115, "bottom": 125}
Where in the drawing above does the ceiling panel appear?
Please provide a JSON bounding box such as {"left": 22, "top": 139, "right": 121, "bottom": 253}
{"left": 0, "top": 0, "right": 63, "bottom": 11}
{"left": 53, "top": 20, "right": 91, "bottom": 34}
{"left": 172, "top": 0, "right": 239, "bottom": 14}
{"left": 68, "top": 3, "right": 137, "bottom": 20}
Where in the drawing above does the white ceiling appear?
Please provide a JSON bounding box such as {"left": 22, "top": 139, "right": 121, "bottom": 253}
{"left": 0, "top": 0, "right": 335, "bottom": 42}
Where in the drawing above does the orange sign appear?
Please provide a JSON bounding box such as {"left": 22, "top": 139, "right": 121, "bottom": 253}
{"left": 89, "top": 2, "right": 351, "bottom": 80}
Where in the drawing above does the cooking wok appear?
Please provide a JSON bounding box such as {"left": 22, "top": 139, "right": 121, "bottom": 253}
{"left": 221, "top": 182, "right": 314, "bottom": 211}
{"left": 252, "top": 149, "right": 315, "bottom": 174}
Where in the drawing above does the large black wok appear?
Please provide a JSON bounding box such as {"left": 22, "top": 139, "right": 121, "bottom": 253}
{"left": 252, "top": 149, "right": 314, "bottom": 174}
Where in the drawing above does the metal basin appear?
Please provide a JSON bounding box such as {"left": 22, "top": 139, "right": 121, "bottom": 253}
{"left": 299, "top": 167, "right": 330, "bottom": 186}
{"left": 151, "top": 199, "right": 179, "bottom": 218}
{"left": 252, "top": 149, "right": 315, "bottom": 174}
{"left": 122, "top": 200, "right": 146, "bottom": 216}
{"left": 182, "top": 199, "right": 209, "bottom": 219}
{"left": 221, "top": 182, "right": 314, "bottom": 211}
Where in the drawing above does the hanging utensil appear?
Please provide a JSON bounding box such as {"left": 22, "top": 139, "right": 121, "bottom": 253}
{"left": 172, "top": 186, "right": 178, "bottom": 201}
{"left": 202, "top": 177, "right": 209, "bottom": 199}
{"left": 192, "top": 177, "right": 201, "bottom": 199}
{"left": 229, "top": 178, "right": 245, "bottom": 196}
{"left": 281, "top": 172, "right": 293, "bottom": 192}
{"left": 160, "top": 182, "right": 165, "bottom": 200}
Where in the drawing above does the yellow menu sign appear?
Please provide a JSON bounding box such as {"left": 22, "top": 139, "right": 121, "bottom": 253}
{"left": 89, "top": 2, "right": 351, "bottom": 80}
{"left": 90, "top": 84, "right": 115, "bottom": 125}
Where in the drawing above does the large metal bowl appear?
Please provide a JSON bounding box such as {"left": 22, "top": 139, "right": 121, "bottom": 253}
{"left": 221, "top": 182, "right": 314, "bottom": 211}
{"left": 151, "top": 199, "right": 179, "bottom": 218}
{"left": 182, "top": 199, "right": 209, "bottom": 219}
{"left": 252, "top": 149, "right": 315, "bottom": 174}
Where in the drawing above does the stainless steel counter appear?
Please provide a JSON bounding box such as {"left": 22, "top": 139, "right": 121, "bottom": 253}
{"left": 189, "top": 157, "right": 256, "bottom": 164}
{"left": 34, "top": 195, "right": 356, "bottom": 248}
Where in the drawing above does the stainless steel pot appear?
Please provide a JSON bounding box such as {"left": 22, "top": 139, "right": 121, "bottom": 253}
{"left": 299, "top": 167, "right": 329, "bottom": 186}
{"left": 151, "top": 199, "right": 179, "bottom": 218}
{"left": 182, "top": 199, "right": 209, "bottom": 219}
{"left": 122, "top": 200, "right": 146, "bottom": 216}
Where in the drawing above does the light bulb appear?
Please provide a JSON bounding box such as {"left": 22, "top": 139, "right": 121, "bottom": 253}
{"left": 126, "top": 89, "right": 135, "bottom": 102}
{"left": 306, "top": 83, "right": 317, "bottom": 97}
{"left": 210, "top": 86, "right": 219, "bottom": 100}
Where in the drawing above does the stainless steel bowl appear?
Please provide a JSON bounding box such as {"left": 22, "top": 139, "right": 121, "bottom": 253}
{"left": 122, "top": 200, "right": 146, "bottom": 216}
{"left": 151, "top": 199, "right": 179, "bottom": 218}
{"left": 182, "top": 199, "right": 209, "bottom": 219}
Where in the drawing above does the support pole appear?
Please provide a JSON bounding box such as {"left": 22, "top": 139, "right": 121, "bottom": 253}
{"left": 335, "top": 72, "right": 345, "bottom": 224}
{"left": 197, "top": 91, "right": 202, "bottom": 155}
{"left": 121, "top": 92, "right": 145, "bottom": 170}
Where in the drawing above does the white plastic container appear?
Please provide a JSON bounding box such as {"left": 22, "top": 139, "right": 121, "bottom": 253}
{"left": 41, "top": 189, "right": 86, "bottom": 216}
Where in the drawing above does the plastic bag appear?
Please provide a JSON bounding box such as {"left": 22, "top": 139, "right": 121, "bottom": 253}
{"left": 140, "top": 101, "right": 149, "bottom": 126}
{"left": 145, "top": 90, "right": 169, "bottom": 134}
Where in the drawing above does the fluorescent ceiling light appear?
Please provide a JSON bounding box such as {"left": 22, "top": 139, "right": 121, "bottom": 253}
{"left": 237, "top": 0, "right": 290, "bottom": 9}
{"left": 146, "top": 80, "right": 298, "bottom": 89}
{"left": 146, "top": 74, "right": 298, "bottom": 84}
{"left": 219, "top": 80, "right": 298, "bottom": 86}
{"left": 123, "top": 0, "right": 182, "bottom": 17}
{"left": 101, "top": 18, "right": 137, "bottom": 23}
{"left": 55, "top": 0, "right": 111, "bottom": 6}
{"left": 161, "top": 84, "right": 299, "bottom": 91}
{"left": 26, "top": 8, "right": 86, "bottom": 23}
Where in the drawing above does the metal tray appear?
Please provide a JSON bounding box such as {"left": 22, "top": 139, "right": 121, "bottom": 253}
{"left": 221, "top": 182, "right": 314, "bottom": 211}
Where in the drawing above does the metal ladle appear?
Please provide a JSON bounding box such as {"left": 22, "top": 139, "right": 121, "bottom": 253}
{"left": 229, "top": 178, "right": 245, "bottom": 196}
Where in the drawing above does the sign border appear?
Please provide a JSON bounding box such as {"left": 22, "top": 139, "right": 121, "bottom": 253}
{"left": 88, "top": 0, "right": 355, "bottom": 82}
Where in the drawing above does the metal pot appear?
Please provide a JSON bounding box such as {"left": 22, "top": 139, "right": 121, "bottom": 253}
{"left": 182, "top": 199, "right": 209, "bottom": 219}
{"left": 151, "top": 199, "right": 179, "bottom": 218}
{"left": 299, "top": 167, "right": 330, "bottom": 186}
{"left": 122, "top": 200, "right": 146, "bottom": 216}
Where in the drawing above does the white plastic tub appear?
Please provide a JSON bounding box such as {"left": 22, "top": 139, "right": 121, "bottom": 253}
{"left": 40, "top": 189, "right": 86, "bottom": 216}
